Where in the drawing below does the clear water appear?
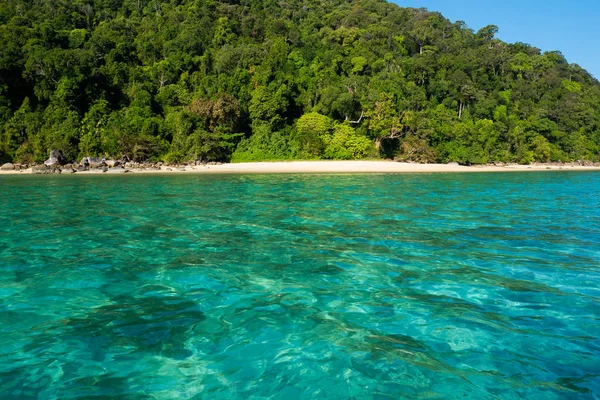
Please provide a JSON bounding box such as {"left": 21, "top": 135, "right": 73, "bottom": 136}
{"left": 0, "top": 172, "right": 599, "bottom": 399}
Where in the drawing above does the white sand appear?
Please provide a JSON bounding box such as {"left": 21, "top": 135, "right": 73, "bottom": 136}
{"left": 1, "top": 160, "right": 599, "bottom": 176}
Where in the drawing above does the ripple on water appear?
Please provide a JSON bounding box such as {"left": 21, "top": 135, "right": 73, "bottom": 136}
{"left": 0, "top": 172, "right": 599, "bottom": 398}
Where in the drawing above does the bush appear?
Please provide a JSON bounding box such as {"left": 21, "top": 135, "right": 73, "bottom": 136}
{"left": 296, "top": 112, "right": 332, "bottom": 157}
{"left": 231, "top": 124, "right": 299, "bottom": 162}
{"left": 324, "top": 123, "right": 372, "bottom": 160}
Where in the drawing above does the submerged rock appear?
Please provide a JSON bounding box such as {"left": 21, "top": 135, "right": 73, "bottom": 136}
{"left": 1, "top": 163, "right": 15, "bottom": 170}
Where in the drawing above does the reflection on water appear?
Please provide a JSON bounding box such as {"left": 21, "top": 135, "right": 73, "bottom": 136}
{"left": 0, "top": 172, "right": 599, "bottom": 398}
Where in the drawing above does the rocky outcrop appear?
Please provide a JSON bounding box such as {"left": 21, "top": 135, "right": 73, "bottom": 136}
{"left": 1, "top": 163, "right": 15, "bottom": 170}
{"left": 61, "top": 164, "right": 76, "bottom": 174}
{"left": 44, "top": 149, "right": 67, "bottom": 166}
{"left": 31, "top": 165, "right": 51, "bottom": 174}
{"left": 81, "top": 157, "right": 106, "bottom": 168}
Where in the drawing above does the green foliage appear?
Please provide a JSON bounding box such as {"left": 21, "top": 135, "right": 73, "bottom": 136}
{"left": 231, "top": 124, "right": 299, "bottom": 162}
{"left": 0, "top": 0, "right": 599, "bottom": 164}
{"left": 324, "top": 123, "right": 372, "bottom": 160}
{"left": 296, "top": 112, "right": 332, "bottom": 157}
{"left": 562, "top": 80, "right": 582, "bottom": 94}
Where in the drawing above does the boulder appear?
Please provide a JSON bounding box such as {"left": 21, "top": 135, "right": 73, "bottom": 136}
{"left": 1, "top": 163, "right": 15, "bottom": 170}
{"left": 44, "top": 149, "right": 67, "bottom": 166}
{"left": 61, "top": 164, "right": 76, "bottom": 174}
{"left": 447, "top": 162, "right": 460, "bottom": 166}
{"left": 105, "top": 159, "right": 120, "bottom": 168}
{"left": 31, "top": 165, "right": 50, "bottom": 174}
{"left": 81, "top": 157, "right": 106, "bottom": 168}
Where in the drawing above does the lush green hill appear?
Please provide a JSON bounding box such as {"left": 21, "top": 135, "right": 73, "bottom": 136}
{"left": 1, "top": 0, "right": 599, "bottom": 164}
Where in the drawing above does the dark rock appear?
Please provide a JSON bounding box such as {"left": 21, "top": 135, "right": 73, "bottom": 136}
{"left": 314, "top": 264, "right": 344, "bottom": 275}
{"left": 1, "top": 163, "right": 15, "bottom": 171}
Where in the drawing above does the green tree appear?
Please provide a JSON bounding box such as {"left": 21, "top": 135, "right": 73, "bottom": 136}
{"left": 296, "top": 112, "right": 332, "bottom": 157}
{"left": 367, "top": 93, "right": 402, "bottom": 155}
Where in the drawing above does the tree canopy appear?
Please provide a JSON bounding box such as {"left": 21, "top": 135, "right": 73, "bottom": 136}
{"left": 1, "top": 0, "right": 599, "bottom": 164}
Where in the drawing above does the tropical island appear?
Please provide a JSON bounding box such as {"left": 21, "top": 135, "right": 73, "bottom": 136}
{"left": 1, "top": 2, "right": 600, "bottom": 398}
{"left": 1, "top": 0, "right": 599, "bottom": 168}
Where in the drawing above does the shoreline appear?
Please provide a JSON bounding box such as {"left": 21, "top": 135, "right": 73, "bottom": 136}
{"left": 2, "top": 160, "right": 600, "bottom": 176}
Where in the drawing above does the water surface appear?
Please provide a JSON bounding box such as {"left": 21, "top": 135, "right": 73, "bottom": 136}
{"left": 1, "top": 172, "right": 599, "bottom": 399}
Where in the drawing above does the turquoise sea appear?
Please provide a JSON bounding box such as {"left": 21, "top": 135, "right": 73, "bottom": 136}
{"left": 0, "top": 172, "right": 599, "bottom": 399}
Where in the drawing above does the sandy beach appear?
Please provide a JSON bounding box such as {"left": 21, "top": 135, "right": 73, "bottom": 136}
{"left": 2, "top": 160, "right": 600, "bottom": 176}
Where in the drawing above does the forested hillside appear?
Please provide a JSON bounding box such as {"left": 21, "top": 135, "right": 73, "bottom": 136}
{"left": 1, "top": 0, "right": 599, "bottom": 164}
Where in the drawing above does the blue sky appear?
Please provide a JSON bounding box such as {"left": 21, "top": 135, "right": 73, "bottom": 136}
{"left": 396, "top": 0, "right": 600, "bottom": 79}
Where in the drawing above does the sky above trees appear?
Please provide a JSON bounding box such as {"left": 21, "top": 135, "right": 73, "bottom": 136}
{"left": 398, "top": 0, "right": 600, "bottom": 79}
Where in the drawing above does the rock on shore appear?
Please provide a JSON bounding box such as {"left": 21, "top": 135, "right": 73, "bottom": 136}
{"left": 44, "top": 149, "right": 67, "bottom": 166}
